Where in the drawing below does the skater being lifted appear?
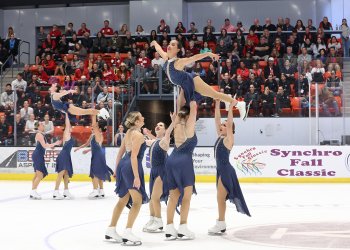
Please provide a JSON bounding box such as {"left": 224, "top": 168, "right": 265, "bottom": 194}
{"left": 150, "top": 40, "right": 247, "bottom": 119}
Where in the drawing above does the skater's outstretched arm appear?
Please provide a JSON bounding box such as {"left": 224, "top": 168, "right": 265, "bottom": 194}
{"left": 159, "top": 112, "right": 176, "bottom": 151}
{"left": 130, "top": 132, "right": 145, "bottom": 189}
{"left": 36, "top": 133, "right": 61, "bottom": 149}
{"left": 142, "top": 128, "right": 156, "bottom": 140}
{"left": 185, "top": 101, "right": 197, "bottom": 138}
{"left": 74, "top": 134, "right": 92, "bottom": 152}
{"left": 224, "top": 101, "right": 235, "bottom": 149}
{"left": 214, "top": 99, "right": 221, "bottom": 137}
{"left": 175, "top": 52, "right": 220, "bottom": 71}
{"left": 52, "top": 89, "right": 75, "bottom": 100}
{"left": 150, "top": 40, "right": 168, "bottom": 60}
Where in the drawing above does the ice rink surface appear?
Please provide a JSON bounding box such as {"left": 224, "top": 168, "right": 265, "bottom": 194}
{"left": 1, "top": 181, "right": 349, "bottom": 250}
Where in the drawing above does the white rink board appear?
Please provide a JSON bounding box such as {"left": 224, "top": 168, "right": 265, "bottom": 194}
{"left": 0, "top": 146, "right": 350, "bottom": 178}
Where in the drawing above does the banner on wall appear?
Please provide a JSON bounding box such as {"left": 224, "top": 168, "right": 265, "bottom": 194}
{"left": 0, "top": 146, "right": 349, "bottom": 178}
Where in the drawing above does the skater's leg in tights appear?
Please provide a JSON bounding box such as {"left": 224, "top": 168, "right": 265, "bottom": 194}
{"left": 68, "top": 104, "right": 99, "bottom": 116}
{"left": 109, "top": 193, "right": 130, "bottom": 227}
{"left": 217, "top": 177, "right": 228, "bottom": 221}
{"left": 180, "top": 186, "right": 193, "bottom": 224}
{"left": 167, "top": 188, "right": 181, "bottom": 224}
{"left": 98, "top": 180, "right": 103, "bottom": 189}
{"left": 194, "top": 77, "right": 237, "bottom": 104}
{"left": 32, "top": 171, "right": 44, "bottom": 190}
{"left": 92, "top": 177, "right": 99, "bottom": 189}
{"left": 151, "top": 177, "right": 163, "bottom": 218}
{"left": 54, "top": 170, "right": 65, "bottom": 190}
{"left": 126, "top": 189, "right": 142, "bottom": 228}
{"left": 63, "top": 173, "right": 69, "bottom": 190}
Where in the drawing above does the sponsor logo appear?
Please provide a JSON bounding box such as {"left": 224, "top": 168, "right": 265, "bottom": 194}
{"left": 234, "top": 147, "right": 267, "bottom": 175}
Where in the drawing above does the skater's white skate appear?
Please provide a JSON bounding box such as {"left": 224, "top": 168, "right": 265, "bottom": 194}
{"left": 53, "top": 190, "right": 64, "bottom": 200}
{"left": 30, "top": 190, "right": 41, "bottom": 200}
{"left": 88, "top": 189, "right": 99, "bottom": 199}
{"left": 142, "top": 216, "right": 154, "bottom": 232}
{"left": 208, "top": 220, "right": 227, "bottom": 235}
{"left": 105, "top": 227, "right": 122, "bottom": 243}
{"left": 177, "top": 224, "right": 195, "bottom": 240}
{"left": 63, "top": 189, "right": 74, "bottom": 199}
{"left": 164, "top": 224, "right": 177, "bottom": 240}
{"left": 145, "top": 217, "right": 163, "bottom": 233}
{"left": 121, "top": 228, "right": 142, "bottom": 246}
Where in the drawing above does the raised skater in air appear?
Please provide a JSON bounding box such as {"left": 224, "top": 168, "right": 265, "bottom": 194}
{"left": 150, "top": 40, "right": 247, "bottom": 119}
{"left": 53, "top": 113, "right": 74, "bottom": 200}
{"left": 142, "top": 113, "right": 176, "bottom": 233}
{"left": 165, "top": 100, "right": 197, "bottom": 240}
{"left": 30, "top": 122, "right": 61, "bottom": 199}
{"left": 208, "top": 100, "right": 251, "bottom": 235}
{"left": 74, "top": 112, "right": 113, "bottom": 199}
{"left": 106, "top": 112, "right": 149, "bottom": 246}
{"left": 49, "top": 82, "right": 99, "bottom": 117}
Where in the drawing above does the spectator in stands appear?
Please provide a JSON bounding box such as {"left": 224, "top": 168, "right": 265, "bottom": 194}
{"left": 249, "top": 18, "right": 263, "bottom": 33}
{"left": 159, "top": 31, "right": 171, "bottom": 46}
{"left": 220, "top": 72, "right": 235, "bottom": 95}
{"left": 232, "top": 29, "right": 245, "bottom": 48}
{"left": 221, "top": 59, "right": 236, "bottom": 79}
{"left": 114, "top": 124, "right": 126, "bottom": 147}
{"left": 161, "top": 40, "right": 168, "bottom": 53}
{"left": 300, "top": 37, "right": 314, "bottom": 56}
{"left": 202, "top": 28, "right": 216, "bottom": 45}
{"left": 151, "top": 52, "right": 165, "bottom": 67}
{"left": 57, "top": 34, "right": 69, "bottom": 54}
{"left": 75, "top": 61, "right": 90, "bottom": 80}
{"left": 311, "top": 59, "right": 325, "bottom": 83}
{"left": 123, "top": 52, "right": 136, "bottom": 70}
{"left": 200, "top": 42, "right": 212, "bottom": 54}
{"left": 84, "top": 87, "right": 94, "bottom": 104}
{"left": 313, "top": 36, "right": 327, "bottom": 58}
{"left": 282, "top": 17, "right": 293, "bottom": 31}
{"left": 262, "top": 28, "right": 274, "bottom": 46}
{"left": 247, "top": 29, "right": 259, "bottom": 45}
{"left": 41, "top": 54, "right": 56, "bottom": 75}
{"left": 76, "top": 75, "right": 90, "bottom": 94}
{"left": 188, "top": 40, "right": 199, "bottom": 55}
{"left": 203, "top": 19, "right": 215, "bottom": 33}
{"left": 92, "top": 32, "right": 107, "bottom": 53}
{"left": 283, "top": 46, "right": 298, "bottom": 67}
{"left": 30, "top": 86, "right": 42, "bottom": 104}
{"left": 63, "top": 75, "right": 75, "bottom": 90}
{"left": 12, "top": 73, "right": 27, "bottom": 92}
{"left": 295, "top": 73, "right": 309, "bottom": 97}
{"left": 92, "top": 76, "right": 105, "bottom": 96}
{"left": 37, "top": 26, "right": 47, "bottom": 48}
{"left": 244, "top": 84, "right": 260, "bottom": 116}
{"left": 135, "top": 50, "right": 151, "bottom": 78}
{"left": 157, "top": 19, "right": 170, "bottom": 34}
{"left": 261, "top": 86, "right": 274, "bottom": 117}
{"left": 264, "top": 74, "right": 278, "bottom": 93}
{"left": 54, "top": 55, "right": 73, "bottom": 76}
{"left": 4, "top": 34, "right": 20, "bottom": 63}
{"left": 192, "top": 62, "right": 206, "bottom": 79}
{"left": 0, "top": 43, "right": 8, "bottom": 70}
{"left": 264, "top": 57, "right": 280, "bottom": 80}
{"left": 24, "top": 113, "right": 36, "bottom": 143}
{"left": 263, "top": 17, "right": 276, "bottom": 31}
{"left": 221, "top": 18, "right": 235, "bottom": 32}
{"left": 123, "top": 31, "right": 134, "bottom": 52}
{"left": 189, "top": 22, "right": 198, "bottom": 33}
{"left": 328, "top": 36, "right": 341, "bottom": 54}
{"left": 77, "top": 23, "right": 91, "bottom": 36}
{"left": 74, "top": 43, "right": 87, "bottom": 61}
{"left": 274, "top": 86, "right": 290, "bottom": 117}
{"left": 175, "top": 22, "right": 186, "bottom": 34}
{"left": 49, "top": 24, "right": 62, "bottom": 39}
{"left": 1, "top": 84, "right": 14, "bottom": 108}
{"left": 319, "top": 87, "right": 341, "bottom": 117}
{"left": 206, "top": 63, "right": 218, "bottom": 85}
{"left": 37, "top": 65, "right": 49, "bottom": 82}
{"left": 272, "top": 37, "right": 285, "bottom": 58}
{"left": 71, "top": 85, "right": 85, "bottom": 107}
{"left": 20, "top": 100, "right": 33, "bottom": 121}
{"left": 111, "top": 51, "right": 122, "bottom": 69}
{"left": 97, "top": 86, "right": 113, "bottom": 104}
{"left": 100, "top": 20, "right": 114, "bottom": 36}
{"left": 81, "top": 32, "right": 93, "bottom": 52}
{"left": 297, "top": 47, "right": 312, "bottom": 66}
{"left": 0, "top": 115, "right": 9, "bottom": 145}
{"left": 42, "top": 114, "right": 54, "bottom": 142}
{"left": 119, "top": 24, "right": 129, "bottom": 35}
{"left": 326, "top": 47, "right": 342, "bottom": 70}
{"left": 34, "top": 100, "right": 46, "bottom": 120}
{"left": 95, "top": 54, "right": 106, "bottom": 69}
{"left": 15, "top": 113, "right": 25, "bottom": 141}
{"left": 236, "top": 61, "right": 249, "bottom": 80}
{"left": 22, "top": 64, "right": 33, "bottom": 83}
{"left": 276, "top": 17, "right": 284, "bottom": 29}
{"left": 214, "top": 39, "right": 228, "bottom": 59}
{"left": 279, "top": 73, "right": 291, "bottom": 96}
{"left": 298, "top": 60, "right": 313, "bottom": 83}
{"left": 341, "top": 18, "right": 350, "bottom": 57}
{"left": 325, "top": 70, "right": 342, "bottom": 96}
{"left": 243, "top": 38, "right": 255, "bottom": 57}
{"left": 85, "top": 53, "right": 95, "bottom": 71}
{"left": 218, "top": 28, "right": 231, "bottom": 47}
{"left": 319, "top": 16, "right": 333, "bottom": 41}
{"left": 234, "top": 74, "right": 248, "bottom": 98}
{"left": 286, "top": 35, "right": 299, "bottom": 55}
{"left": 280, "top": 59, "right": 296, "bottom": 82}
{"left": 135, "top": 24, "right": 146, "bottom": 39}
{"left": 90, "top": 63, "right": 103, "bottom": 80}
{"left": 250, "top": 63, "right": 263, "bottom": 80}
{"left": 303, "top": 27, "right": 315, "bottom": 44}
{"left": 253, "top": 36, "right": 270, "bottom": 61}
{"left": 108, "top": 31, "right": 124, "bottom": 52}
{"left": 307, "top": 19, "right": 316, "bottom": 30}
{"left": 295, "top": 19, "right": 305, "bottom": 31}
{"left": 149, "top": 30, "right": 158, "bottom": 43}
{"left": 102, "top": 63, "right": 116, "bottom": 85}
{"left": 189, "top": 33, "right": 201, "bottom": 48}
{"left": 65, "top": 22, "right": 75, "bottom": 37}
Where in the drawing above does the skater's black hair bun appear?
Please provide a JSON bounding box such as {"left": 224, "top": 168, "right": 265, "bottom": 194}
{"left": 98, "top": 119, "right": 107, "bottom": 132}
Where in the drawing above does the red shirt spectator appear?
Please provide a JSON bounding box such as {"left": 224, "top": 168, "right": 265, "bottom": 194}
{"left": 77, "top": 23, "right": 91, "bottom": 36}
{"left": 37, "top": 66, "right": 49, "bottom": 82}
{"left": 136, "top": 51, "right": 151, "bottom": 68}
{"left": 246, "top": 30, "right": 259, "bottom": 45}
{"left": 100, "top": 20, "right": 114, "bottom": 36}
{"left": 42, "top": 57, "right": 56, "bottom": 72}
{"left": 74, "top": 62, "right": 90, "bottom": 80}
{"left": 236, "top": 61, "right": 250, "bottom": 80}
{"left": 49, "top": 25, "right": 62, "bottom": 38}
{"left": 102, "top": 69, "right": 116, "bottom": 83}
{"left": 111, "top": 52, "right": 123, "bottom": 68}
{"left": 42, "top": 34, "right": 56, "bottom": 51}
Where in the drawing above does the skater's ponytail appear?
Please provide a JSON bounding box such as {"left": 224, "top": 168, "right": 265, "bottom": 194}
{"left": 124, "top": 111, "right": 141, "bottom": 129}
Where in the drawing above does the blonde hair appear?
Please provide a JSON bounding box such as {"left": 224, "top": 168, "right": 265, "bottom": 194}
{"left": 124, "top": 111, "right": 141, "bottom": 128}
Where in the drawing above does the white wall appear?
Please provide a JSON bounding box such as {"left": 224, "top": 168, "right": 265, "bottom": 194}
{"left": 2, "top": 4, "right": 129, "bottom": 63}
{"left": 196, "top": 117, "right": 350, "bottom": 146}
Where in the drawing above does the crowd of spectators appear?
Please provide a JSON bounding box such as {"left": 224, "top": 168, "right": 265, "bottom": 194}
{"left": 0, "top": 15, "right": 346, "bottom": 145}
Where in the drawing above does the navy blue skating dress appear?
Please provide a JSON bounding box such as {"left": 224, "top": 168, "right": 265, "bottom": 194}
{"left": 89, "top": 136, "right": 113, "bottom": 181}
{"left": 214, "top": 137, "right": 251, "bottom": 216}
{"left": 55, "top": 138, "right": 74, "bottom": 178}
{"left": 51, "top": 95, "right": 70, "bottom": 113}
{"left": 149, "top": 140, "right": 168, "bottom": 201}
{"left": 163, "top": 59, "right": 202, "bottom": 105}
{"left": 115, "top": 142, "right": 149, "bottom": 207}
{"left": 166, "top": 134, "right": 198, "bottom": 205}
{"left": 32, "top": 133, "right": 48, "bottom": 178}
